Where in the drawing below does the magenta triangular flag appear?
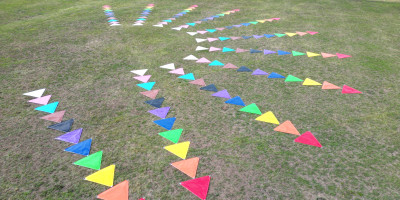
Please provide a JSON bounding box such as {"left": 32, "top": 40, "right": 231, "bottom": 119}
{"left": 28, "top": 95, "right": 51, "bottom": 105}
{"left": 134, "top": 75, "right": 152, "bottom": 83}
{"left": 306, "top": 31, "right": 318, "bottom": 35}
{"left": 336, "top": 53, "right": 352, "bottom": 59}
{"left": 212, "top": 89, "right": 231, "bottom": 99}
{"left": 148, "top": 107, "right": 171, "bottom": 118}
{"left": 169, "top": 68, "right": 185, "bottom": 75}
{"left": 55, "top": 128, "right": 82, "bottom": 144}
{"left": 252, "top": 69, "right": 268, "bottom": 75}
{"left": 342, "top": 85, "right": 362, "bottom": 94}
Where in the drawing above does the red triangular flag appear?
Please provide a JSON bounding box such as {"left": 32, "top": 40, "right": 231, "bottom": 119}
{"left": 322, "top": 81, "right": 341, "bottom": 90}
{"left": 181, "top": 176, "right": 210, "bottom": 200}
{"left": 140, "top": 89, "right": 159, "bottom": 99}
{"left": 273, "top": 120, "right": 300, "bottom": 135}
{"left": 294, "top": 131, "right": 322, "bottom": 147}
{"left": 189, "top": 78, "right": 206, "bottom": 86}
{"left": 171, "top": 157, "right": 199, "bottom": 178}
{"left": 97, "top": 180, "right": 129, "bottom": 200}
{"left": 40, "top": 110, "right": 66, "bottom": 123}
{"left": 342, "top": 85, "right": 362, "bottom": 94}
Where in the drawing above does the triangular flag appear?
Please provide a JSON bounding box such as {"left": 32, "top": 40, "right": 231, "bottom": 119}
{"left": 169, "top": 68, "right": 185, "bottom": 75}
{"left": 273, "top": 120, "right": 300, "bottom": 135}
{"left": 35, "top": 102, "right": 59, "bottom": 113}
{"left": 277, "top": 50, "right": 291, "bottom": 55}
{"left": 65, "top": 138, "right": 92, "bottom": 156}
{"left": 292, "top": 51, "right": 306, "bottom": 56}
{"left": 239, "top": 103, "right": 262, "bottom": 115}
{"left": 236, "top": 48, "right": 249, "bottom": 53}
{"left": 28, "top": 95, "right": 51, "bottom": 105}
{"left": 184, "top": 55, "right": 198, "bottom": 60}
{"left": 230, "top": 36, "right": 242, "bottom": 40}
{"left": 256, "top": 111, "right": 280, "bottom": 124}
{"left": 209, "top": 47, "right": 221, "bottom": 52}
{"left": 306, "top": 31, "right": 318, "bottom": 35}
{"left": 160, "top": 63, "right": 175, "bottom": 70}
{"left": 285, "top": 75, "right": 303, "bottom": 82}
{"left": 196, "top": 57, "right": 211, "bottom": 63}
{"left": 171, "top": 157, "right": 199, "bottom": 178}
{"left": 253, "top": 35, "right": 264, "bottom": 39}
{"left": 321, "top": 53, "right": 336, "bottom": 58}
{"left": 187, "top": 32, "right": 198, "bottom": 36}
{"left": 275, "top": 33, "right": 286, "bottom": 37}
{"left": 336, "top": 53, "right": 352, "bottom": 59}
{"left": 303, "top": 78, "right": 322, "bottom": 86}
{"left": 140, "top": 89, "right": 159, "bottom": 99}
{"left": 264, "top": 49, "right": 276, "bottom": 54}
{"left": 85, "top": 164, "right": 115, "bottom": 187}
{"left": 250, "top": 49, "right": 263, "bottom": 53}
{"left": 225, "top": 96, "right": 245, "bottom": 106}
{"left": 306, "top": 51, "right": 321, "bottom": 57}
{"left": 197, "top": 31, "right": 208, "bottom": 34}
{"left": 296, "top": 31, "right": 308, "bottom": 36}
{"left": 257, "top": 20, "right": 266, "bottom": 23}
{"left": 159, "top": 129, "right": 182, "bottom": 143}
{"left": 223, "top": 63, "right": 238, "bottom": 69}
{"left": 342, "top": 85, "right": 362, "bottom": 94}
{"left": 179, "top": 73, "right": 195, "bottom": 80}
{"left": 196, "top": 46, "right": 209, "bottom": 51}
{"left": 242, "top": 36, "right": 252, "bottom": 39}
{"left": 189, "top": 78, "right": 206, "bottom": 86}
{"left": 207, "top": 38, "right": 218, "bottom": 42}
{"left": 154, "top": 117, "right": 176, "bottom": 130}
{"left": 294, "top": 131, "right": 322, "bottom": 147}
{"left": 145, "top": 97, "right": 165, "bottom": 108}
{"left": 134, "top": 75, "right": 151, "bottom": 83}
{"left": 164, "top": 141, "right": 190, "bottom": 159}
{"left": 206, "top": 29, "right": 216, "bottom": 33}
{"left": 172, "top": 27, "right": 182, "bottom": 31}
{"left": 181, "top": 176, "right": 210, "bottom": 200}
{"left": 200, "top": 84, "right": 218, "bottom": 92}
{"left": 153, "top": 24, "right": 163, "bottom": 27}
{"left": 187, "top": 23, "right": 196, "bottom": 26}
{"left": 40, "top": 110, "right": 65, "bottom": 123}
{"left": 97, "top": 180, "right": 128, "bottom": 200}
{"left": 222, "top": 47, "right": 235, "bottom": 52}
{"left": 55, "top": 128, "right": 82, "bottom": 144}
{"left": 219, "top": 37, "right": 230, "bottom": 41}
{"left": 268, "top": 72, "right": 285, "bottom": 78}
{"left": 212, "top": 89, "right": 231, "bottom": 99}
{"left": 148, "top": 107, "right": 170, "bottom": 118}
{"left": 209, "top": 60, "right": 224, "bottom": 66}
{"left": 237, "top": 66, "right": 252, "bottom": 72}
{"left": 48, "top": 119, "right": 74, "bottom": 132}
{"left": 252, "top": 69, "right": 268, "bottom": 75}
{"left": 285, "top": 32, "right": 297, "bottom": 37}
{"left": 74, "top": 151, "right": 103, "bottom": 170}
{"left": 264, "top": 34, "right": 275, "bottom": 38}
{"left": 137, "top": 82, "right": 155, "bottom": 91}
{"left": 322, "top": 81, "right": 341, "bottom": 89}
{"left": 249, "top": 21, "right": 258, "bottom": 24}
{"left": 130, "top": 69, "right": 148, "bottom": 76}
{"left": 23, "top": 88, "right": 45, "bottom": 98}
{"left": 196, "top": 38, "right": 207, "bottom": 43}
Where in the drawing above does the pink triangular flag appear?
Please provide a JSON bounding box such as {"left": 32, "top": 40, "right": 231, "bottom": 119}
{"left": 197, "top": 31, "right": 208, "bottom": 34}
{"left": 215, "top": 28, "right": 225, "bottom": 31}
{"left": 189, "top": 78, "right": 206, "bottom": 86}
{"left": 236, "top": 48, "right": 249, "bottom": 53}
{"left": 230, "top": 37, "right": 242, "bottom": 40}
{"left": 196, "top": 57, "right": 211, "bottom": 63}
{"left": 207, "top": 38, "right": 218, "bottom": 42}
{"left": 169, "top": 68, "right": 185, "bottom": 75}
{"left": 160, "top": 22, "right": 168, "bottom": 25}
{"left": 195, "top": 21, "right": 202, "bottom": 24}
{"left": 294, "top": 131, "right": 322, "bottom": 147}
{"left": 272, "top": 18, "right": 280, "bottom": 20}
{"left": 295, "top": 31, "right": 308, "bottom": 36}
{"left": 223, "top": 63, "right": 238, "bottom": 69}
{"left": 28, "top": 95, "right": 51, "bottom": 105}
{"left": 342, "top": 85, "right": 362, "bottom": 94}
{"left": 321, "top": 53, "right": 337, "bottom": 58}
{"left": 265, "top": 19, "right": 274, "bottom": 22}
{"left": 209, "top": 47, "right": 221, "bottom": 52}
{"left": 336, "top": 53, "right": 352, "bottom": 59}
{"left": 133, "top": 75, "right": 151, "bottom": 83}
{"left": 306, "top": 31, "right": 318, "bottom": 35}
{"left": 181, "top": 25, "right": 189, "bottom": 28}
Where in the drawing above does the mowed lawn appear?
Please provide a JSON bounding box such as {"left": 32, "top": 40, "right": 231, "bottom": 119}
{"left": 1, "top": 0, "right": 400, "bottom": 199}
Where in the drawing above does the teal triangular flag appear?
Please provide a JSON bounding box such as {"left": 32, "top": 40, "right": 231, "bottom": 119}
{"left": 178, "top": 73, "right": 195, "bottom": 80}
{"left": 222, "top": 47, "right": 235, "bottom": 52}
{"left": 219, "top": 37, "right": 230, "bottom": 41}
{"left": 206, "top": 29, "right": 217, "bottom": 33}
{"left": 187, "top": 23, "right": 196, "bottom": 26}
{"left": 209, "top": 60, "right": 224, "bottom": 66}
{"left": 137, "top": 82, "right": 155, "bottom": 91}
{"left": 35, "top": 102, "right": 59, "bottom": 113}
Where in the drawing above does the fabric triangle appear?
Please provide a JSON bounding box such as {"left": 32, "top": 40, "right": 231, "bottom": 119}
{"left": 285, "top": 75, "right": 303, "bottom": 82}
{"left": 148, "top": 107, "right": 170, "bottom": 118}
{"left": 236, "top": 48, "right": 249, "bottom": 53}
{"left": 55, "top": 128, "right": 82, "bottom": 144}
{"left": 321, "top": 53, "right": 336, "bottom": 58}
{"left": 231, "top": 36, "right": 242, "bottom": 40}
{"left": 48, "top": 119, "right": 74, "bottom": 132}
{"left": 23, "top": 88, "right": 46, "bottom": 98}
{"left": 252, "top": 69, "right": 268, "bottom": 75}
{"left": 85, "top": 164, "right": 115, "bottom": 187}
{"left": 160, "top": 63, "right": 175, "bottom": 70}
{"left": 342, "top": 85, "right": 362, "bottom": 94}
{"left": 171, "top": 157, "right": 199, "bottom": 178}
{"left": 65, "top": 138, "right": 92, "bottom": 156}
{"left": 241, "top": 23, "right": 251, "bottom": 26}
{"left": 256, "top": 111, "right": 280, "bottom": 124}
{"left": 237, "top": 66, "right": 252, "bottom": 72}
{"left": 219, "top": 37, "right": 230, "bottom": 41}
{"left": 41, "top": 110, "right": 66, "bottom": 123}
{"left": 223, "top": 63, "right": 238, "bottom": 69}
{"left": 28, "top": 95, "right": 51, "bottom": 105}
{"left": 179, "top": 73, "right": 195, "bottom": 80}
{"left": 275, "top": 33, "right": 286, "bottom": 37}
{"left": 140, "top": 89, "right": 159, "bottom": 99}
{"left": 277, "top": 50, "right": 291, "bottom": 55}
{"left": 197, "top": 31, "right": 208, "bottom": 35}
{"left": 134, "top": 75, "right": 151, "bottom": 83}
{"left": 336, "top": 53, "right": 352, "bottom": 59}
{"left": 209, "top": 47, "right": 221, "bottom": 52}
{"left": 196, "top": 57, "right": 211, "bottom": 63}
{"left": 181, "top": 176, "right": 210, "bottom": 200}
{"left": 264, "top": 49, "right": 276, "bottom": 54}
{"left": 196, "top": 46, "right": 209, "bottom": 51}
{"left": 306, "top": 51, "right": 321, "bottom": 57}
{"left": 273, "top": 120, "right": 300, "bottom": 135}
{"left": 242, "top": 36, "right": 252, "bottom": 39}
{"left": 206, "top": 29, "right": 216, "bottom": 33}
{"left": 196, "top": 38, "right": 206, "bottom": 43}
{"left": 35, "top": 102, "right": 59, "bottom": 113}
{"left": 184, "top": 55, "right": 198, "bottom": 60}
{"left": 296, "top": 31, "right": 308, "bottom": 36}
{"left": 172, "top": 27, "right": 182, "bottom": 30}
{"left": 253, "top": 35, "right": 264, "bottom": 39}
{"left": 145, "top": 97, "right": 165, "bottom": 108}
{"left": 159, "top": 129, "right": 182, "bottom": 143}
{"left": 187, "top": 23, "right": 196, "bottom": 26}
{"left": 250, "top": 49, "right": 262, "bottom": 53}
{"left": 207, "top": 38, "right": 218, "bottom": 42}
{"left": 169, "top": 68, "right": 185, "bottom": 75}
{"left": 303, "top": 78, "right": 322, "bottom": 86}
{"left": 137, "top": 82, "right": 155, "bottom": 91}
{"left": 153, "top": 24, "right": 163, "bottom": 27}
{"left": 322, "top": 81, "right": 341, "bottom": 90}
{"left": 264, "top": 34, "right": 275, "bottom": 38}
{"left": 222, "top": 47, "right": 235, "bottom": 52}
{"left": 209, "top": 60, "right": 224, "bottom": 66}
{"left": 130, "top": 69, "right": 148, "bottom": 76}
{"left": 285, "top": 32, "right": 297, "bottom": 37}
{"left": 292, "top": 51, "right": 306, "bottom": 56}
{"left": 97, "top": 180, "right": 128, "bottom": 200}
{"left": 74, "top": 151, "right": 103, "bottom": 170}
{"left": 306, "top": 31, "right": 318, "bottom": 35}
{"left": 212, "top": 89, "right": 231, "bottom": 99}
{"left": 294, "top": 131, "right": 322, "bottom": 147}
{"left": 154, "top": 117, "right": 176, "bottom": 130}
{"left": 249, "top": 21, "right": 258, "bottom": 24}
{"left": 189, "top": 78, "right": 206, "bottom": 86}
{"left": 164, "top": 141, "right": 190, "bottom": 159}
{"left": 257, "top": 20, "right": 266, "bottom": 23}
{"left": 239, "top": 103, "right": 262, "bottom": 115}
{"left": 200, "top": 84, "right": 218, "bottom": 92}
{"left": 187, "top": 32, "right": 198, "bottom": 36}
{"left": 268, "top": 72, "right": 285, "bottom": 78}
{"left": 225, "top": 96, "right": 245, "bottom": 106}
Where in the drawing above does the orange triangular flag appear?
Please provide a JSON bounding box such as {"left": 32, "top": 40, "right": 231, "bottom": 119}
{"left": 322, "top": 81, "right": 341, "bottom": 90}
{"left": 97, "top": 180, "right": 129, "bottom": 200}
{"left": 273, "top": 120, "right": 300, "bottom": 135}
{"left": 171, "top": 157, "right": 199, "bottom": 179}
{"left": 140, "top": 89, "right": 159, "bottom": 99}
{"left": 189, "top": 78, "right": 206, "bottom": 86}
{"left": 40, "top": 110, "right": 66, "bottom": 123}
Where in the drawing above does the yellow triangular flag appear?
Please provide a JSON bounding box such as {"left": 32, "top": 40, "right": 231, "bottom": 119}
{"left": 306, "top": 51, "right": 321, "bottom": 57}
{"left": 164, "top": 141, "right": 190, "bottom": 159}
{"left": 255, "top": 111, "right": 280, "bottom": 125}
{"left": 256, "top": 20, "right": 266, "bottom": 23}
{"left": 303, "top": 78, "right": 322, "bottom": 86}
{"left": 285, "top": 32, "right": 297, "bottom": 37}
{"left": 223, "top": 12, "right": 230, "bottom": 15}
{"left": 85, "top": 165, "right": 115, "bottom": 187}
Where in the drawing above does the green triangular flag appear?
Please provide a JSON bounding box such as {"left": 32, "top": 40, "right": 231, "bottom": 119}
{"left": 275, "top": 33, "right": 286, "bottom": 37}
{"left": 74, "top": 151, "right": 103, "bottom": 170}
{"left": 249, "top": 21, "right": 258, "bottom": 24}
{"left": 292, "top": 51, "right": 306, "bottom": 56}
{"left": 285, "top": 75, "right": 303, "bottom": 82}
{"left": 217, "top": 14, "right": 225, "bottom": 16}
{"left": 159, "top": 129, "right": 182, "bottom": 143}
{"left": 239, "top": 103, "right": 262, "bottom": 115}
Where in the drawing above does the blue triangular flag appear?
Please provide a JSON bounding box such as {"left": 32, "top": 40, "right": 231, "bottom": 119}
{"left": 209, "top": 60, "right": 224, "bottom": 66}
{"left": 212, "top": 15, "right": 220, "bottom": 18}
{"left": 35, "top": 102, "right": 59, "bottom": 113}
{"left": 241, "top": 23, "right": 251, "bottom": 26}
{"left": 219, "top": 37, "right": 230, "bottom": 41}
{"left": 225, "top": 26, "right": 233, "bottom": 29}
{"left": 187, "top": 23, "right": 196, "bottom": 26}
{"left": 137, "top": 82, "right": 155, "bottom": 91}
{"left": 222, "top": 47, "right": 235, "bottom": 52}
{"left": 242, "top": 36, "right": 252, "bottom": 39}
{"left": 65, "top": 138, "right": 92, "bottom": 156}
{"left": 201, "top": 19, "right": 208, "bottom": 21}
{"left": 237, "top": 66, "right": 253, "bottom": 72}
{"left": 48, "top": 119, "right": 74, "bottom": 132}
{"left": 268, "top": 72, "right": 285, "bottom": 78}
{"left": 200, "top": 84, "right": 218, "bottom": 92}
{"left": 178, "top": 73, "right": 195, "bottom": 80}
{"left": 153, "top": 117, "right": 176, "bottom": 130}
{"left": 277, "top": 50, "right": 291, "bottom": 55}
{"left": 225, "top": 96, "right": 246, "bottom": 106}
{"left": 250, "top": 49, "right": 262, "bottom": 53}
{"left": 145, "top": 97, "right": 165, "bottom": 108}
{"left": 206, "top": 29, "right": 217, "bottom": 33}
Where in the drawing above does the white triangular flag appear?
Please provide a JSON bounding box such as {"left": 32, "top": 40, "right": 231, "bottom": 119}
{"left": 187, "top": 32, "right": 198, "bottom": 36}
{"left": 130, "top": 69, "right": 148, "bottom": 76}
{"left": 110, "top": 24, "right": 121, "bottom": 26}
{"left": 23, "top": 88, "right": 45, "bottom": 98}
{"left": 183, "top": 55, "right": 198, "bottom": 61}
{"left": 195, "top": 38, "right": 207, "bottom": 43}
{"left": 172, "top": 27, "right": 182, "bottom": 31}
{"left": 153, "top": 24, "right": 163, "bottom": 27}
{"left": 160, "top": 63, "right": 175, "bottom": 70}
{"left": 196, "top": 46, "right": 209, "bottom": 51}
{"left": 133, "top": 23, "right": 143, "bottom": 26}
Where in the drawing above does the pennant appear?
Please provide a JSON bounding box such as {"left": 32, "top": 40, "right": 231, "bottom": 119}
{"left": 35, "top": 102, "right": 59, "bottom": 113}
{"left": 250, "top": 49, "right": 262, "bottom": 53}
{"left": 236, "top": 48, "right": 249, "bottom": 53}
{"left": 172, "top": 27, "right": 182, "bottom": 30}
{"left": 336, "top": 53, "right": 351, "bottom": 59}
{"left": 212, "top": 89, "right": 231, "bottom": 99}
{"left": 154, "top": 117, "right": 176, "bottom": 130}
{"left": 159, "top": 129, "right": 182, "bottom": 144}
{"left": 23, "top": 88, "right": 45, "bottom": 98}
{"left": 257, "top": 20, "right": 266, "bottom": 23}
{"left": 207, "top": 38, "right": 219, "bottom": 42}
{"left": 225, "top": 96, "right": 245, "bottom": 106}
{"left": 306, "top": 31, "right": 318, "bottom": 35}
{"left": 285, "top": 75, "right": 303, "bottom": 82}
{"left": 264, "top": 34, "right": 275, "bottom": 38}
{"left": 196, "top": 38, "right": 207, "bottom": 43}
{"left": 97, "top": 180, "right": 129, "bottom": 200}
{"left": 292, "top": 51, "right": 306, "bottom": 56}
{"left": 239, "top": 103, "right": 262, "bottom": 115}
{"left": 285, "top": 32, "right": 297, "bottom": 37}
{"left": 184, "top": 55, "right": 198, "bottom": 60}
{"left": 74, "top": 151, "right": 103, "bottom": 170}
{"left": 187, "top": 23, "right": 196, "bottom": 26}
{"left": 187, "top": 32, "right": 198, "bottom": 36}
{"left": 85, "top": 165, "right": 115, "bottom": 187}
{"left": 223, "top": 63, "right": 238, "bottom": 69}
{"left": 209, "top": 60, "right": 224, "bottom": 66}
{"left": 48, "top": 119, "right": 74, "bottom": 132}
{"left": 277, "top": 50, "right": 291, "bottom": 55}
{"left": 215, "top": 28, "right": 225, "bottom": 31}
{"left": 181, "top": 176, "right": 210, "bottom": 200}
{"left": 145, "top": 97, "right": 165, "bottom": 108}
{"left": 241, "top": 23, "right": 251, "bottom": 26}
{"left": 28, "top": 95, "right": 51, "bottom": 105}
{"left": 306, "top": 51, "right": 321, "bottom": 57}
{"left": 206, "top": 29, "right": 216, "bottom": 33}
{"left": 268, "top": 72, "right": 285, "bottom": 78}
{"left": 153, "top": 24, "right": 163, "bottom": 27}
{"left": 264, "top": 49, "right": 276, "bottom": 54}
{"left": 222, "top": 47, "right": 235, "bottom": 52}
{"left": 256, "top": 111, "right": 280, "bottom": 124}
{"left": 137, "top": 82, "right": 155, "bottom": 91}
{"left": 237, "top": 66, "right": 252, "bottom": 72}
{"left": 219, "top": 37, "right": 230, "bottom": 41}
{"left": 160, "top": 63, "right": 175, "bottom": 70}
{"left": 230, "top": 36, "right": 242, "bottom": 40}
{"left": 200, "top": 84, "right": 218, "bottom": 92}
{"left": 275, "top": 33, "right": 286, "bottom": 37}
{"left": 169, "top": 68, "right": 185, "bottom": 75}
{"left": 303, "top": 78, "right": 322, "bottom": 86}
{"left": 40, "top": 110, "right": 66, "bottom": 123}
{"left": 321, "top": 53, "right": 336, "bottom": 58}
{"left": 196, "top": 46, "right": 209, "bottom": 51}
{"left": 252, "top": 69, "right": 268, "bottom": 75}
{"left": 189, "top": 78, "right": 206, "bottom": 86}
{"left": 171, "top": 157, "right": 199, "bottom": 178}
{"left": 249, "top": 21, "right": 258, "bottom": 24}
{"left": 179, "top": 73, "right": 195, "bottom": 80}
{"left": 209, "top": 47, "right": 221, "bottom": 52}
{"left": 196, "top": 57, "right": 211, "bottom": 63}
{"left": 140, "top": 89, "right": 159, "bottom": 99}
{"left": 253, "top": 35, "right": 264, "bottom": 39}
{"left": 65, "top": 138, "right": 92, "bottom": 156}
{"left": 197, "top": 31, "right": 208, "bottom": 34}
{"left": 322, "top": 81, "right": 341, "bottom": 90}
{"left": 342, "top": 85, "right": 362, "bottom": 94}
{"left": 296, "top": 31, "right": 308, "bottom": 36}
{"left": 148, "top": 107, "right": 170, "bottom": 118}
{"left": 273, "top": 120, "right": 300, "bottom": 135}
{"left": 225, "top": 26, "right": 233, "bottom": 29}
{"left": 164, "top": 141, "right": 190, "bottom": 159}
{"left": 131, "top": 69, "right": 148, "bottom": 76}
{"left": 134, "top": 75, "right": 151, "bottom": 83}
{"left": 294, "top": 131, "right": 322, "bottom": 147}
{"left": 55, "top": 128, "right": 82, "bottom": 144}
{"left": 242, "top": 36, "right": 252, "bottom": 39}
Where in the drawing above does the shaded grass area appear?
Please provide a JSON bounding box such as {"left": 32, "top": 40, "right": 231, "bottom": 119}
{"left": 1, "top": 0, "right": 400, "bottom": 199}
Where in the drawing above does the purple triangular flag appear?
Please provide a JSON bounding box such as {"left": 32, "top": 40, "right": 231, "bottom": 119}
{"left": 264, "top": 49, "right": 276, "bottom": 55}
{"left": 252, "top": 69, "right": 269, "bottom": 75}
{"left": 212, "top": 89, "right": 231, "bottom": 99}
{"left": 55, "top": 128, "right": 82, "bottom": 144}
{"left": 233, "top": 25, "right": 242, "bottom": 27}
{"left": 253, "top": 35, "right": 265, "bottom": 39}
{"left": 148, "top": 107, "right": 170, "bottom": 118}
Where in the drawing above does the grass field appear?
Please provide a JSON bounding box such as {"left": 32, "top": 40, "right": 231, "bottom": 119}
{"left": 1, "top": 0, "right": 400, "bottom": 199}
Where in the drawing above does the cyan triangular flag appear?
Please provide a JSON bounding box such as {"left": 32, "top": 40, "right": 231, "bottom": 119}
{"left": 163, "top": 20, "right": 172, "bottom": 22}
{"left": 268, "top": 72, "right": 285, "bottom": 78}
{"left": 35, "top": 102, "right": 59, "bottom": 113}
{"left": 48, "top": 119, "right": 74, "bottom": 132}
{"left": 225, "top": 96, "right": 246, "bottom": 106}
{"left": 137, "top": 82, "right": 155, "bottom": 90}
{"left": 209, "top": 60, "right": 224, "bottom": 66}
{"left": 65, "top": 138, "right": 92, "bottom": 156}
{"left": 200, "top": 84, "right": 218, "bottom": 92}
{"left": 250, "top": 49, "right": 262, "bottom": 53}
{"left": 222, "top": 47, "right": 235, "bottom": 52}
{"left": 187, "top": 23, "right": 196, "bottom": 26}
{"left": 219, "top": 37, "right": 230, "bottom": 41}
{"left": 206, "top": 29, "right": 216, "bottom": 33}
{"left": 277, "top": 50, "right": 291, "bottom": 55}
{"left": 178, "top": 73, "right": 195, "bottom": 80}
{"left": 237, "top": 66, "right": 253, "bottom": 72}
{"left": 145, "top": 97, "right": 165, "bottom": 108}
{"left": 154, "top": 117, "right": 176, "bottom": 130}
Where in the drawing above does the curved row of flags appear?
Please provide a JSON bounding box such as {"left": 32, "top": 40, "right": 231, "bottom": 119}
{"left": 154, "top": 5, "right": 198, "bottom": 27}
{"left": 133, "top": 4, "right": 154, "bottom": 26}
{"left": 103, "top": 5, "right": 121, "bottom": 26}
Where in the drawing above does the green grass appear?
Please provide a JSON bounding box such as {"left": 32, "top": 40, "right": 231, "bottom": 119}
{"left": 1, "top": 0, "right": 400, "bottom": 199}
